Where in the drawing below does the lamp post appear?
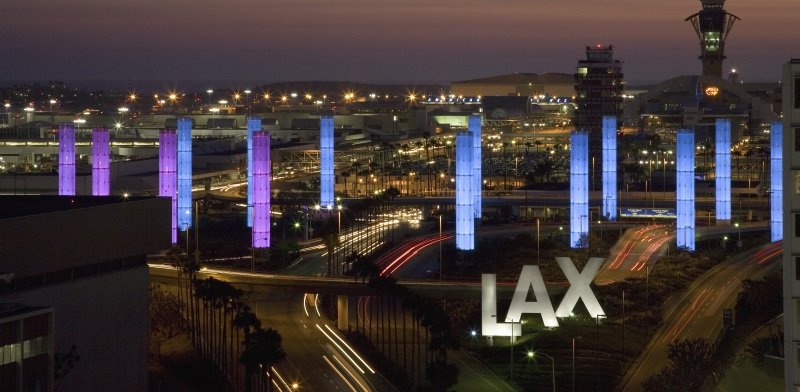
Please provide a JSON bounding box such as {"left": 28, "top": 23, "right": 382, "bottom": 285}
{"left": 529, "top": 351, "right": 556, "bottom": 392}
{"left": 572, "top": 336, "right": 583, "bottom": 392}
{"left": 507, "top": 317, "right": 521, "bottom": 382}
{"left": 734, "top": 222, "right": 741, "bottom": 247}
{"left": 536, "top": 218, "right": 540, "bottom": 265}
{"left": 493, "top": 315, "right": 521, "bottom": 382}
{"left": 438, "top": 206, "right": 443, "bottom": 281}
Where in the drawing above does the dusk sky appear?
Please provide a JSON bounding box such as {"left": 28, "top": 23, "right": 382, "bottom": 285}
{"left": 2, "top": 0, "right": 798, "bottom": 88}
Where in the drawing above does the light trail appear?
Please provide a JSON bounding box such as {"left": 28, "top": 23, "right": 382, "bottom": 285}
{"left": 271, "top": 366, "right": 294, "bottom": 392}
{"left": 331, "top": 353, "right": 371, "bottom": 392}
{"left": 324, "top": 324, "right": 376, "bottom": 373}
{"left": 323, "top": 355, "right": 358, "bottom": 392}
{"left": 631, "top": 235, "right": 672, "bottom": 272}
{"left": 316, "top": 324, "right": 366, "bottom": 373}
{"left": 379, "top": 234, "right": 453, "bottom": 276}
{"left": 663, "top": 288, "right": 714, "bottom": 343}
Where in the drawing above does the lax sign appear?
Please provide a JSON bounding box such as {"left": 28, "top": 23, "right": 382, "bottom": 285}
{"left": 482, "top": 257, "right": 605, "bottom": 336}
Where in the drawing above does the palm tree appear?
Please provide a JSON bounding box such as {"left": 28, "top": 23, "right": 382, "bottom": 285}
{"left": 351, "top": 161, "right": 363, "bottom": 195}
{"left": 340, "top": 170, "right": 351, "bottom": 197}
{"left": 241, "top": 328, "right": 285, "bottom": 392}
{"left": 320, "top": 217, "right": 340, "bottom": 275}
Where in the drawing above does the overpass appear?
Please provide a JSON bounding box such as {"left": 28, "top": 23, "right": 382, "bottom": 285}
{"left": 148, "top": 263, "right": 527, "bottom": 300}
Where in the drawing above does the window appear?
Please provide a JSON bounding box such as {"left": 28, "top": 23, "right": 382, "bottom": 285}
{"left": 795, "top": 77, "right": 800, "bottom": 109}
{"left": 796, "top": 214, "right": 800, "bottom": 237}
{"left": 0, "top": 343, "right": 18, "bottom": 365}
{"left": 796, "top": 171, "right": 800, "bottom": 194}
{"left": 796, "top": 257, "right": 800, "bottom": 280}
{"left": 795, "top": 128, "right": 800, "bottom": 151}
{"left": 22, "top": 336, "right": 47, "bottom": 359}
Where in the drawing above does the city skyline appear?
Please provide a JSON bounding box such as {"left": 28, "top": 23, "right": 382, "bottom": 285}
{"left": 2, "top": 0, "right": 798, "bottom": 88}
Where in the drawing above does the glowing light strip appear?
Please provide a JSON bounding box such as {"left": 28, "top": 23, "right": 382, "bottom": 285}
{"left": 570, "top": 130, "right": 589, "bottom": 248}
{"left": 91, "top": 128, "right": 110, "bottom": 196}
{"left": 177, "top": 118, "right": 192, "bottom": 230}
{"left": 456, "top": 131, "right": 474, "bottom": 250}
{"left": 247, "top": 117, "right": 260, "bottom": 227}
{"left": 676, "top": 128, "right": 695, "bottom": 251}
{"left": 770, "top": 122, "right": 782, "bottom": 242}
{"left": 715, "top": 119, "right": 731, "bottom": 220}
{"left": 469, "top": 114, "right": 482, "bottom": 218}
{"left": 602, "top": 116, "right": 617, "bottom": 220}
{"left": 159, "top": 130, "right": 178, "bottom": 243}
{"left": 252, "top": 130, "right": 271, "bottom": 248}
{"left": 58, "top": 123, "right": 75, "bottom": 195}
{"left": 320, "top": 115, "right": 335, "bottom": 208}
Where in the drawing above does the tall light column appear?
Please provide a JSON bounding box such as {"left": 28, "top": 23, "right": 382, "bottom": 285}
{"left": 177, "top": 118, "right": 192, "bottom": 231}
{"left": 602, "top": 116, "right": 617, "bottom": 221}
{"left": 247, "top": 117, "right": 261, "bottom": 227}
{"left": 92, "top": 128, "right": 110, "bottom": 196}
{"left": 320, "top": 115, "right": 334, "bottom": 209}
{"left": 770, "top": 121, "right": 782, "bottom": 242}
{"left": 469, "top": 114, "right": 482, "bottom": 219}
{"left": 456, "top": 131, "right": 474, "bottom": 250}
{"left": 252, "top": 130, "right": 271, "bottom": 248}
{"left": 58, "top": 123, "right": 75, "bottom": 196}
{"left": 159, "top": 130, "right": 178, "bottom": 244}
{"left": 676, "top": 128, "right": 695, "bottom": 251}
{"left": 570, "top": 130, "right": 589, "bottom": 248}
{"left": 715, "top": 118, "right": 731, "bottom": 221}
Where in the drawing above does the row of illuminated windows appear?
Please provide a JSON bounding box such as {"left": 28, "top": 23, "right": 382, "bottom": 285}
{"left": 0, "top": 336, "right": 49, "bottom": 366}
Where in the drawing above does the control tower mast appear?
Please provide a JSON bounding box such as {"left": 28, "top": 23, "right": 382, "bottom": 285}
{"left": 685, "top": 0, "right": 740, "bottom": 78}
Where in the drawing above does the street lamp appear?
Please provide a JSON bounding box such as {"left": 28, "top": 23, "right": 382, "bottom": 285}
{"left": 528, "top": 351, "right": 556, "bottom": 392}
{"left": 734, "top": 222, "right": 741, "bottom": 247}
{"left": 206, "top": 89, "right": 213, "bottom": 106}
{"left": 536, "top": 218, "right": 540, "bottom": 264}
{"left": 572, "top": 336, "right": 583, "bottom": 392}
{"left": 438, "top": 206, "right": 443, "bottom": 281}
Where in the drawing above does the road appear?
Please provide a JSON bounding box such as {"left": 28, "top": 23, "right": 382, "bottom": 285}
{"left": 283, "top": 220, "right": 406, "bottom": 276}
{"left": 249, "top": 290, "right": 397, "bottom": 392}
{"left": 597, "top": 225, "right": 673, "bottom": 284}
{"left": 614, "top": 241, "right": 782, "bottom": 391}
{"left": 597, "top": 222, "right": 769, "bottom": 285}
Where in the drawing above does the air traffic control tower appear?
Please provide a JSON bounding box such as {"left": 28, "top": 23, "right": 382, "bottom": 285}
{"left": 686, "top": 0, "right": 740, "bottom": 78}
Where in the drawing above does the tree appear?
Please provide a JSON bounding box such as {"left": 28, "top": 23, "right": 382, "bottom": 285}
{"left": 424, "top": 361, "right": 459, "bottom": 392}
{"left": 320, "top": 217, "right": 341, "bottom": 276}
{"left": 241, "top": 328, "right": 286, "bottom": 392}
{"left": 149, "top": 283, "right": 185, "bottom": 359}
{"left": 341, "top": 170, "right": 351, "bottom": 197}
{"left": 54, "top": 345, "right": 80, "bottom": 391}
{"left": 642, "top": 338, "right": 714, "bottom": 392}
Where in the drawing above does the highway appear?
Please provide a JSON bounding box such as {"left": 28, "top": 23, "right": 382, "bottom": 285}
{"left": 597, "top": 225, "right": 674, "bottom": 284}
{"left": 249, "top": 291, "right": 397, "bottom": 392}
{"left": 614, "top": 241, "right": 782, "bottom": 391}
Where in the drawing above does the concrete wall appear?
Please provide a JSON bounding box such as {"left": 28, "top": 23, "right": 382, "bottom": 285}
{"left": 0, "top": 197, "right": 170, "bottom": 278}
{"left": 7, "top": 266, "right": 149, "bottom": 392}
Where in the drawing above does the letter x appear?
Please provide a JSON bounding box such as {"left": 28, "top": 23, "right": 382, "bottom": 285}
{"left": 555, "top": 257, "right": 605, "bottom": 318}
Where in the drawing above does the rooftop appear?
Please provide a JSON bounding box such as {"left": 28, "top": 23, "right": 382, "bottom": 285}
{"left": 0, "top": 195, "right": 157, "bottom": 219}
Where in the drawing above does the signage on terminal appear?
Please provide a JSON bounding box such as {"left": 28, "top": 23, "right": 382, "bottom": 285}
{"left": 481, "top": 257, "right": 605, "bottom": 336}
{"left": 620, "top": 208, "right": 676, "bottom": 219}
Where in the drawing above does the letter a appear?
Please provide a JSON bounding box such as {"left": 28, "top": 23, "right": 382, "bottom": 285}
{"left": 506, "top": 266, "right": 559, "bottom": 328}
